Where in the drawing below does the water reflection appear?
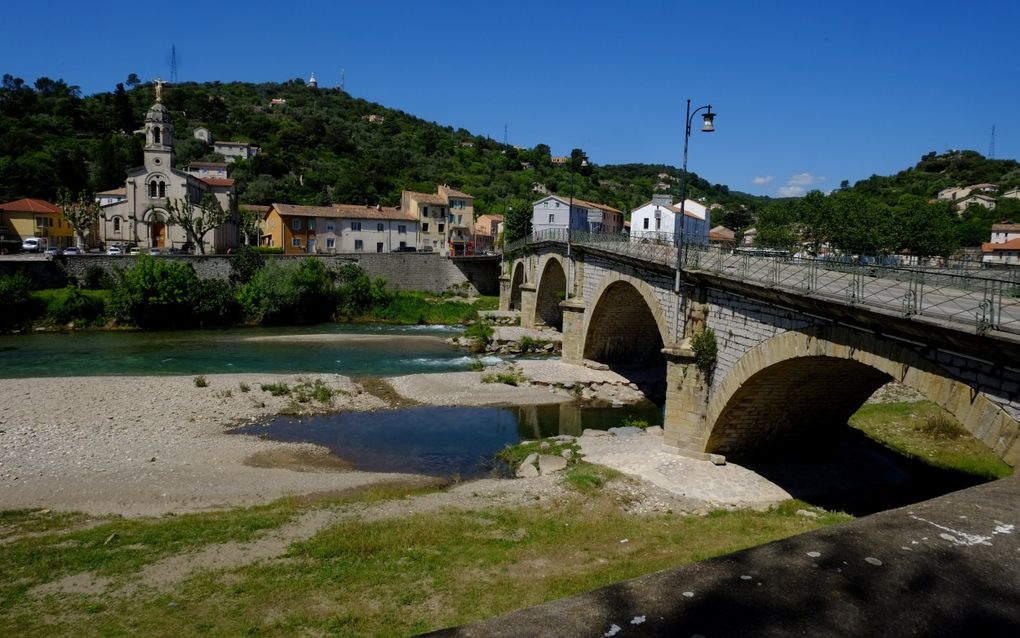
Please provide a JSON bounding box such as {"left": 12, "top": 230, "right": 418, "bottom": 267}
{"left": 232, "top": 401, "right": 663, "bottom": 479}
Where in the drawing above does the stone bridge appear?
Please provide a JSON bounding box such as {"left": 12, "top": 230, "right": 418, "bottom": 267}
{"left": 500, "top": 236, "right": 1020, "bottom": 466}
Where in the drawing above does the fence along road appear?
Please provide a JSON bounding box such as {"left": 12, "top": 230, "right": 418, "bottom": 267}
{"left": 505, "top": 230, "right": 1020, "bottom": 339}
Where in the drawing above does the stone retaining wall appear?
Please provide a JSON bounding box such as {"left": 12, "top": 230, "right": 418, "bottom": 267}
{"left": 28, "top": 253, "right": 499, "bottom": 295}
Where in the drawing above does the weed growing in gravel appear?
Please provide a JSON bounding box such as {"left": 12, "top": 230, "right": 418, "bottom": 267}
{"left": 481, "top": 366, "right": 526, "bottom": 386}
{"left": 238, "top": 382, "right": 251, "bottom": 393}
{"left": 193, "top": 376, "right": 208, "bottom": 388}
{"left": 260, "top": 382, "right": 291, "bottom": 397}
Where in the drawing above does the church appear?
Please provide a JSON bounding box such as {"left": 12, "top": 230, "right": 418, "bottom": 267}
{"left": 99, "top": 81, "right": 238, "bottom": 253}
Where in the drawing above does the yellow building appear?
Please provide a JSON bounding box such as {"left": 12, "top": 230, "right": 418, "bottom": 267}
{"left": 0, "top": 198, "right": 73, "bottom": 252}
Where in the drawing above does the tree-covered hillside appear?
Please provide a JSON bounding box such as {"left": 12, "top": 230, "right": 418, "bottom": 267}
{"left": 0, "top": 75, "right": 765, "bottom": 218}
{"left": 849, "top": 150, "right": 1020, "bottom": 204}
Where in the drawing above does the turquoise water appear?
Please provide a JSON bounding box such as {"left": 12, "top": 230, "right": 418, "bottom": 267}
{"left": 232, "top": 402, "right": 665, "bottom": 479}
{"left": 0, "top": 324, "right": 481, "bottom": 378}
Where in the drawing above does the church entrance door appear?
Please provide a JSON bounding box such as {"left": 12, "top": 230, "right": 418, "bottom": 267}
{"left": 152, "top": 223, "right": 166, "bottom": 248}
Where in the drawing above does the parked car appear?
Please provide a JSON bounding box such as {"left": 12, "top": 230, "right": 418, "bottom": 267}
{"left": 165, "top": 247, "right": 179, "bottom": 255}
{"left": 128, "top": 245, "right": 141, "bottom": 255}
{"left": 63, "top": 246, "right": 82, "bottom": 255}
{"left": 147, "top": 247, "right": 161, "bottom": 255}
{"left": 45, "top": 247, "right": 62, "bottom": 257}
{"left": 106, "top": 245, "right": 123, "bottom": 256}
{"left": 21, "top": 237, "right": 48, "bottom": 253}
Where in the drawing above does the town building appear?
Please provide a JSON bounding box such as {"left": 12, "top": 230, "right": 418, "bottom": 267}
{"left": 184, "top": 161, "right": 229, "bottom": 180}
{"left": 99, "top": 84, "right": 238, "bottom": 252}
{"left": 982, "top": 222, "right": 1020, "bottom": 265}
{"left": 96, "top": 187, "right": 127, "bottom": 207}
{"left": 0, "top": 198, "right": 73, "bottom": 251}
{"left": 260, "top": 203, "right": 416, "bottom": 254}
{"left": 628, "top": 195, "right": 710, "bottom": 245}
{"left": 473, "top": 214, "right": 504, "bottom": 254}
{"left": 953, "top": 193, "right": 997, "bottom": 212}
{"left": 531, "top": 195, "right": 624, "bottom": 236}
{"left": 400, "top": 185, "right": 476, "bottom": 256}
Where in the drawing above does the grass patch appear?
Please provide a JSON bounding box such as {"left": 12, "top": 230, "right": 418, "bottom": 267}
{"left": 481, "top": 370, "right": 526, "bottom": 386}
{"left": 356, "top": 292, "right": 498, "bottom": 325}
{"left": 850, "top": 401, "right": 1013, "bottom": 480}
{"left": 620, "top": 416, "right": 650, "bottom": 430}
{"left": 238, "top": 382, "right": 251, "bottom": 393}
{"left": 463, "top": 322, "right": 494, "bottom": 352}
{"left": 495, "top": 438, "right": 580, "bottom": 472}
{"left": 468, "top": 359, "right": 485, "bottom": 372}
{"left": 193, "top": 375, "right": 208, "bottom": 388}
{"left": 563, "top": 462, "right": 623, "bottom": 492}
{"left": 0, "top": 493, "right": 849, "bottom": 637}
{"left": 518, "top": 335, "right": 551, "bottom": 352}
{"left": 292, "top": 377, "right": 338, "bottom": 404}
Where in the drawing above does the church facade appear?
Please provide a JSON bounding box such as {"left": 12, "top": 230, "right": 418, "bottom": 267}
{"left": 99, "top": 85, "right": 238, "bottom": 253}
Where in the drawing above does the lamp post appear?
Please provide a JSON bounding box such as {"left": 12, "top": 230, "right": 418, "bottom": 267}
{"left": 675, "top": 99, "right": 715, "bottom": 292}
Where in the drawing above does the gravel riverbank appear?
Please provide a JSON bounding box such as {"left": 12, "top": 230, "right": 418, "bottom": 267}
{"left": 0, "top": 364, "right": 797, "bottom": 517}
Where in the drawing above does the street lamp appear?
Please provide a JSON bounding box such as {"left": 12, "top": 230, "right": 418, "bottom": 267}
{"left": 675, "top": 99, "right": 715, "bottom": 292}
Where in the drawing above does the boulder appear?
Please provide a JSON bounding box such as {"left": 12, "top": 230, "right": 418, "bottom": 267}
{"left": 538, "top": 454, "right": 568, "bottom": 475}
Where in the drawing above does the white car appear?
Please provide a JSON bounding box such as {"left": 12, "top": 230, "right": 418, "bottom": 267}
{"left": 63, "top": 246, "right": 82, "bottom": 255}
{"left": 106, "top": 246, "right": 123, "bottom": 256}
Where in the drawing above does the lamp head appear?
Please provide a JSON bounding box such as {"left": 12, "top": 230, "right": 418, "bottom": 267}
{"left": 701, "top": 108, "right": 716, "bottom": 133}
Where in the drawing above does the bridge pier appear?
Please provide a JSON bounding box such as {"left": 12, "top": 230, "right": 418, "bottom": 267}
{"left": 498, "top": 273, "right": 512, "bottom": 311}
{"left": 661, "top": 343, "right": 714, "bottom": 459}
{"left": 519, "top": 283, "right": 537, "bottom": 329}
{"left": 559, "top": 298, "right": 587, "bottom": 364}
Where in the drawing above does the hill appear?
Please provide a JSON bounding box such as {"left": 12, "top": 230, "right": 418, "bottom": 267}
{"left": 849, "top": 150, "right": 1020, "bottom": 204}
{"left": 0, "top": 75, "right": 766, "bottom": 220}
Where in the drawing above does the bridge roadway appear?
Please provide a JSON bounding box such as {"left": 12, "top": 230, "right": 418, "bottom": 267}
{"left": 425, "top": 473, "right": 1020, "bottom": 637}
{"left": 527, "top": 231, "right": 1020, "bottom": 339}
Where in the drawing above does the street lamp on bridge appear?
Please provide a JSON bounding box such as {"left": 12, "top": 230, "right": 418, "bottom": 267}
{"left": 675, "top": 99, "right": 715, "bottom": 292}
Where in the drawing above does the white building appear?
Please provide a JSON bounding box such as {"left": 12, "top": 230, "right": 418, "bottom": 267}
{"left": 628, "top": 195, "right": 710, "bottom": 245}
{"left": 531, "top": 195, "right": 623, "bottom": 236}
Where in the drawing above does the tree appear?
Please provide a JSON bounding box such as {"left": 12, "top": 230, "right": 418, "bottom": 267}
{"left": 237, "top": 207, "right": 263, "bottom": 245}
{"left": 57, "top": 188, "right": 100, "bottom": 249}
{"left": 126, "top": 73, "right": 140, "bottom": 87}
{"left": 160, "top": 193, "right": 233, "bottom": 254}
{"left": 894, "top": 196, "right": 958, "bottom": 257}
{"left": 503, "top": 197, "right": 532, "bottom": 244}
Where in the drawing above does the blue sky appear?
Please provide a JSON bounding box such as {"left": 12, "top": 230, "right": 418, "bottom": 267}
{"left": 3, "top": 0, "right": 1018, "bottom": 197}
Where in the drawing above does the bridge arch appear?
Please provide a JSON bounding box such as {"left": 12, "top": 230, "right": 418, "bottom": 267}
{"left": 534, "top": 254, "right": 567, "bottom": 329}
{"left": 583, "top": 273, "right": 670, "bottom": 366}
{"left": 508, "top": 261, "right": 526, "bottom": 311}
{"left": 705, "top": 327, "right": 1019, "bottom": 463}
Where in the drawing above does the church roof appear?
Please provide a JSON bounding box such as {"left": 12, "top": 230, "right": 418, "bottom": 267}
{"left": 145, "top": 102, "right": 172, "bottom": 123}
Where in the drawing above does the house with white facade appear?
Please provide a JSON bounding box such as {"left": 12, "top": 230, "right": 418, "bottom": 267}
{"left": 1001, "top": 188, "right": 1020, "bottom": 201}
{"left": 937, "top": 186, "right": 972, "bottom": 202}
{"left": 530, "top": 195, "right": 623, "bottom": 236}
{"left": 989, "top": 222, "right": 1020, "bottom": 244}
{"left": 261, "top": 203, "right": 416, "bottom": 254}
{"left": 628, "top": 195, "right": 710, "bottom": 245}
{"left": 954, "top": 193, "right": 997, "bottom": 212}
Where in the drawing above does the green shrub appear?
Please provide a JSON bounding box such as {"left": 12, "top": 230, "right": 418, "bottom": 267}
{"left": 468, "top": 360, "right": 485, "bottom": 372}
{"left": 250, "top": 246, "right": 284, "bottom": 255}
{"left": 228, "top": 245, "right": 266, "bottom": 286}
{"left": 482, "top": 367, "right": 526, "bottom": 386}
{"left": 239, "top": 382, "right": 251, "bottom": 393}
{"left": 194, "top": 375, "right": 209, "bottom": 388}
{"left": 81, "top": 265, "right": 113, "bottom": 290}
{"left": 620, "top": 416, "right": 650, "bottom": 430}
{"left": 335, "top": 263, "right": 391, "bottom": 317}
{"left": 919, "top": 412, "right": 964, "bottom": 440}
{"left": 191, "top": 278, "right": 241, "bottom": 327}
{"left": 0, "top": 272, "right": 43, "bottom": 332}
{"left": 690, "top": 328, "right": 718, "bottom": 376}
{"left": 239, "top": 258, "right": 337, "bottom": 325}
{"left": 109, "top": 255, "right": 221, "bottom": 329}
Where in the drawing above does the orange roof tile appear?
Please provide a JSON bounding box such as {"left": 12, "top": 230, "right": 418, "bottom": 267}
{"left": 201, "top": 177, "right": 235, "bottom": 187}
{"left": 981, "top": 238, "right": 1020, "bottom": 252}
{"left": 0, "top": 198, "right": 61, "bottom": 213}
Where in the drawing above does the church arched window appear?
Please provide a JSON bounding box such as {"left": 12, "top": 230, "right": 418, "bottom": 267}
{"left": 149, "top": 181, "right": 158, "bottom": 198}
{"left": 158, "top": 181, "right": 166, "bottom": 198}
{"left": 153, "top": 126, "right": 161, "bottom": 144}
{"left": 113, "top": 217, "right": 121, "bottom": 232}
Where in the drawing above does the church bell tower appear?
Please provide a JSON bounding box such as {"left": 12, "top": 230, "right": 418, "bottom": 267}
{"left": 143, "top": 78, "right": 175, "bottom": 173}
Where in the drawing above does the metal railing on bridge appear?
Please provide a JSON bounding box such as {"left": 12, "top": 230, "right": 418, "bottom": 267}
{"left": 505, "top": 230, "right": 1020, "bottom": 337}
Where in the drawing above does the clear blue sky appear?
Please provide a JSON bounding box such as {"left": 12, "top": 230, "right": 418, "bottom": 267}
{"left": 4, "top": 0, "right": 1018, "bottom": 197}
